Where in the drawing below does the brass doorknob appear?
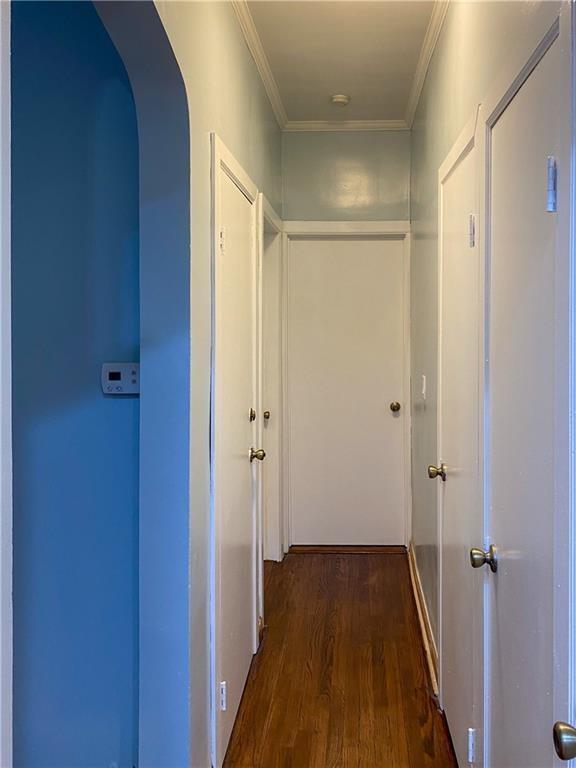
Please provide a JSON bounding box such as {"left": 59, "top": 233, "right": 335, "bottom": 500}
{"left": 428, "top": 463, "right": 447, "bottom": 481}
{"left": 390, "top": 402, "right": 401, "bottom": 413}
{"left": 470, "top": 545, "right": 497, "bottom": 573}
{"left": 263, "top": 411, "right": 271, "bottom": 420}
{"left": 250, "top": 448, "right": 266, "bottom": 462}
{"left": 554, "top": 721, "right": 576, "bottom": 760}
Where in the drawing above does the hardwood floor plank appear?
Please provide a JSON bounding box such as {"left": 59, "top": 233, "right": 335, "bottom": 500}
{"left": 224, "top": 553, "right": 457, "bottom": 767}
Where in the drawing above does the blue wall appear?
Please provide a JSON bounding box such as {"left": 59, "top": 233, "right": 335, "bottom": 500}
{"left": 12, "top": 3, "right": 140, "bottom": 765}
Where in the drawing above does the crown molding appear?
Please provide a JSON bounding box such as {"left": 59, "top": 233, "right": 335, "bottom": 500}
{"left": 405, "top": 0, "right": 450, "bottom": 127}
{"left": 231, "top": 0, "right": 288, "bottom": 128}
{"left": 232, "top": 0, "right": 448, "bottom": 133}
{"left": 283, "top": 119, "right": 409, "bottom": 132}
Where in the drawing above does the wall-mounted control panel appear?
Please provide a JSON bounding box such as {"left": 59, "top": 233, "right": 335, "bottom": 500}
{"left": 101, "top": 363, "right": 140, "bottom": 395}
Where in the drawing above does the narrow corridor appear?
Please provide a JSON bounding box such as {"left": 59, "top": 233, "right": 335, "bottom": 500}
{"left": 224, "top": 552, "right": 457, "bottom": 767}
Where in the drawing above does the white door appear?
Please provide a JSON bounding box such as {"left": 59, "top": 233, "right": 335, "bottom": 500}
{"left": 287, "top": 236, "right": 407, "bottom": 545}
{"left": 212, "top": 138, "right": 259, "bottom": 767}
{"left": 262, "top": 226, "right": 283, "bottom": 561}
{"left": 485, "top": 28, "right": 570, "bottom": 767}
{"left": 438, "top": 121, "right": 483, "bottom": 767}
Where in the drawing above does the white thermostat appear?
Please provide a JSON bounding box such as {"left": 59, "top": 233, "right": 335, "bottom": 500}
{"left": 101, "top": 362, "right": 140, "bottom": 395}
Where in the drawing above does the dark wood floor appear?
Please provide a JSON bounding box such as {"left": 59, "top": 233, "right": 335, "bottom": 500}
{"left": 224, "top": 552, "right": 457, "bottom": 767}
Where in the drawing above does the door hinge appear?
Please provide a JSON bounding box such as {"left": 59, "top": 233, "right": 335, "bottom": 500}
{"left": 469, "top": 214, "right": 476, "bottom": 248}
{"left": 219, "top": 681, "right": 227, "bottom": 712}
{"left": 467, "top": 727, "right": 477, "bottom": 765}
{"left": 219, "top": 227, "right": 226, "bottom": 255}
{"left": 547, "top": 156, "right": 557, "bottom": 213}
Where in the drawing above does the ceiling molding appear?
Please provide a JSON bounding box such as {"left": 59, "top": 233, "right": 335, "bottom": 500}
{"left": 404, "top": 0, "right": 450, "bottom": 128}
{"left": 233, "top": 0, "right": 445, "bottom": 133}
{"left": 231, "top": 0, "right": 288, "bottom": 128}
{"left": 284, "top": 120, "right": 409, "bottom": 133}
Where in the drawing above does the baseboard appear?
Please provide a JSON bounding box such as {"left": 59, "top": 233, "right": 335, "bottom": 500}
{"left": 288, "top": 544, "right": 407, "bottom": 555}
{"left": 407, "top": 541, "right": 439, "bottom": 697}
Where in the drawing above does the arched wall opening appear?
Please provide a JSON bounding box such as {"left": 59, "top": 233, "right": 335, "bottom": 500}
{"left": 12, "top": 1, "right": 192, "bottom": 765}
{"left": 95, "top": 4, "right": 192, "bottom": 766}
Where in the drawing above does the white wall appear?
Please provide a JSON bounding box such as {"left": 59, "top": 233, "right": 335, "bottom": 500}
{"left": 410, "top": 0, "right": 561, "bottom": 642}
{"left": 282, "top": 130, "right": 410, "bottom": 220}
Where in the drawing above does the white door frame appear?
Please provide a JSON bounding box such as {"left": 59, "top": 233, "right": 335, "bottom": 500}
{"left": 210, "top": 134, "right": 261, "bottom": 766}
{"left": 281, "top": 220, "right": 412, "bottom": 549}
{"left": 477, "top": 8, "right": 575, "bottom": 762}
{"left": 0, "top": 3, "right": 11, "bottom": 766}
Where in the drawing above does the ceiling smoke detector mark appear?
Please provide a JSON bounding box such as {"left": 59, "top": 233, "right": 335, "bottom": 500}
{"left": 330, "top": 94, "right": 351, "bottom": 106}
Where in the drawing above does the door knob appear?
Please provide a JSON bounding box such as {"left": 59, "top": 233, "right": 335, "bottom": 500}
{"left": 470, "top": 545, "right": 498, "bottom": 573}
{"left": 263, "top": 411, "right": 271, "bottom": 420}
{"left": 554, "top": 722, "right": 576, "bottom": 760}
{"left": 390, "top": 401, "right": 401, "bottom": 413}
{"left": 428, "top": 463, "right": 447, "bottom": 481}
{"left": 250, "top": 448, "right": 266, "bottom": 462}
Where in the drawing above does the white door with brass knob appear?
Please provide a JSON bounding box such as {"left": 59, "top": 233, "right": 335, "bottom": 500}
{"left": 286, "top": 234, "right": 408, "bottom": 544}
{"left": 437, "top": 114, "right": 483, "bottom": 767}
{"left": 211, "top": 136, "right": 261, "bottom": 767}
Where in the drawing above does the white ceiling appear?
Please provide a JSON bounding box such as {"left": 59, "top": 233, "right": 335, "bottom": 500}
{"left": 240, "top": 1, "right": 444, "bottom": 130}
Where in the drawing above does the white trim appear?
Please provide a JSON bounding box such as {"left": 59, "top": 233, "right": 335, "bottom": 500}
{"left": 566, "top": 0, "right": 576, "bottom": 737}
{"left": 408, "top": 543, "right": 439, "bottom": 697}
{"left": 212, "top": 134, "right": 259, "bottom": 205}
{"left": 405, "top": 0, "right": 450, "bottom": 128}
{"left": 283, "top": 220, "right": 410, "bottom": 237}
{"left": 283, "top": 120, "right": 408, "bottom": 133}
{"left": 281, "top": 221, "right": 411, "bottom": 549}
{"left": 262, "top": 196, "right": 282, "bottom": 234}
{"left": 0, "top": 3, "right": 11, "bottom": 764}
{"left": 437, "top": 106, "right": 480, "bottom": 184}
{"left": 230, "top": 0, "right": 287, "bottom": 129}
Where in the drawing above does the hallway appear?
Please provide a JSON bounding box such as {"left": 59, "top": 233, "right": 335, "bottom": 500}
{"left": 224, "top": 552, "right": 456, "bottom": 767}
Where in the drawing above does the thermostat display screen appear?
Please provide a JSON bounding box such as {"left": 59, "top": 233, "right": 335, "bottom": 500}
{"left": 108, "top": 371, "right": 121, "bottom": 381}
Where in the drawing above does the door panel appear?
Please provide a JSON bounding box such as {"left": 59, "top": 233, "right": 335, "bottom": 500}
{"left": 287, "top": 237, "right": 406, "bottom": 545}
{"left": 439, "top": 139, "right": 482, "bottom": 766}
{"left": 487, "top": 36, "right": 561, "bottom": 767}
{"left": 214, "top": 169, "right": 257, "bottom": 764}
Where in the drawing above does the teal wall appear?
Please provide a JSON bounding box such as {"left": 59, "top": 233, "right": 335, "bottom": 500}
{"left": 12, "top": 2, "right": 140, "bottom": 765}
{"left": 282, "top": 130, "right": 410, "bottom": 221}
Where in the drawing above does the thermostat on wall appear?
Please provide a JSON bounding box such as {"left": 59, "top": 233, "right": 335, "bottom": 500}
{"left": 101, "top": 362, "right": 140, "bottom": 395}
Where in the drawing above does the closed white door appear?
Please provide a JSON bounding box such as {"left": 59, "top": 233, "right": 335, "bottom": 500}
{"left": 438, "top": 125, "right": 483, "bottom": 767}
{"left": 262, "top": 228, "right": 283, "bottom": 561}
{"left": 486, "top": 31, "right": 567, "bottom": 767}
{"left": 287, "top": 236, "right": 407, "bottom": 545}
{"left": 212, "top": 140, "right": 259, "bottom": 767}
